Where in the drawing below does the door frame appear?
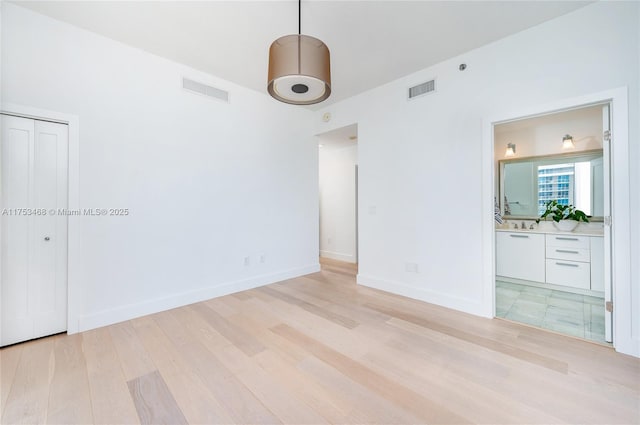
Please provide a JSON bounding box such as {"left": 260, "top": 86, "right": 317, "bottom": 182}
{"left": 0, "top": 102, "right": 81, "bottom": 335}
{"left": 481, "top": 87, "right": 635, "bottom": 356}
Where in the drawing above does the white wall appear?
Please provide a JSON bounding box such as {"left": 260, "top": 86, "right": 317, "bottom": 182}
{"left": 1, "top": 3, "right": 319, "bottom": 332}
{"left": 319, "top": 144, "right": 358, "bottom": 263}
{"left": 314, "top": 2, "right": 639, "bottom": 356}
{"left": 494, "top": 105, "right": 604, "bottom": 162}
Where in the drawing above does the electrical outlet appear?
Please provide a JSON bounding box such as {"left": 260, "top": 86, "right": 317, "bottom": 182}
{"left": 327, "top": 237, "right": 332, "bottom": 244}
{"left": 368, "top": 206, "right": 377, "bottom": 215}
{"left": 244, "top": 256, "right": 251, "bottom": 267}
{"left": 259, "top": 254, "right": 266, "bottom": 264}
{"left": 405, "top": 262, "right": 419, "bottom": 273}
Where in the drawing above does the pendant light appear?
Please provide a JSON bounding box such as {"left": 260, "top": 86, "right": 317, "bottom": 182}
{"left": 267, "top": 0, "right": 331, "bottom": 105}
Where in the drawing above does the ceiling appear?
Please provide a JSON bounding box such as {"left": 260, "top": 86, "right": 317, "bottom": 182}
{"left": 14, "top": 1, "right": 592, "bottom": 107}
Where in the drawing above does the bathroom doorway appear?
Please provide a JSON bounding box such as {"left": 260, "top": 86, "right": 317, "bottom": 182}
{"left": 317, "top": 124, "right": 359, "bottom": 268}
{"left": 493, "top": 104, "right": 612, "bottom": 344}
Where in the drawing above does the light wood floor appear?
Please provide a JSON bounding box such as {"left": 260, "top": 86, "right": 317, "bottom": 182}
{"left": 2, "top": 258, "right": 639, "bottom": 424}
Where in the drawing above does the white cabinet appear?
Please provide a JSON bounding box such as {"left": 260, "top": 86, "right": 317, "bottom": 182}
{"left": 545, "top": 235, "right": 595, "bottom": 290}
{"left": 545, "top": 259, "right": 591, "bottom": 289}
{"left": 496, "top": 231, "right": 604, "bottom": 294}
{"left": 545, "top": 234, "right": 590, "bottom": 249}
{"left": 496, "top": 232, "right": 545, "bottom": 282}
{"left": 590, "top": 237, "right": 605, "bottom": 292}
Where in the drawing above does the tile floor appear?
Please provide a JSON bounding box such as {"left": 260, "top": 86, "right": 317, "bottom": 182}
{"left": 496, "top": 280, "right": 606, "bottom": 343}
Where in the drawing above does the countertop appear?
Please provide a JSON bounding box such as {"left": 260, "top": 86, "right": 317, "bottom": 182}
{"left": 495, "top": 225, "right": 604, "bottom": 237}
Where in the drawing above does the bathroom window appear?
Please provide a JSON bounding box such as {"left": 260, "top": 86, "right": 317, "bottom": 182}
{"left": 537, "top": 162, "right": 594, "bottom": 216}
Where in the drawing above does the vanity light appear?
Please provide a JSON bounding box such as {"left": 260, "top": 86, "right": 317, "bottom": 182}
{"left": 505, "top": 143, "right": 516, "bottom": 157}
{"left": 562, "top": 134, "right": 575, "bottom": 149}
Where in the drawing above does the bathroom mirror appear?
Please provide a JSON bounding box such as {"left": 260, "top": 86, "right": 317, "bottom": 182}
{"left": 499, "top": 150, "right": 604, "bottom": 219}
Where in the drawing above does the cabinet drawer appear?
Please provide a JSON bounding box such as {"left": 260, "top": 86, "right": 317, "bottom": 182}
{"left": 545, "top": 259, "right": 590, "bottom": 289}
{"left": 546, "top": 234, "right": 590, "bottom": 249}
{"left": 546, "top": 247, "right": 590, "bottom": 262}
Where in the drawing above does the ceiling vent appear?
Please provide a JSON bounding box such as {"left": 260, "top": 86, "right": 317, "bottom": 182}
{"left": 408, "top": 79, "right": 435, "bottom": 100}
{"left": 183, "top": 78, "right": 229, "bottom": 103}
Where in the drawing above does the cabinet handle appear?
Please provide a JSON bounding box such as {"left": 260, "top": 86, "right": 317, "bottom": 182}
{"left": 555, "top": 237, "right": 579, "bottom": 241}
{"left": 556, "top": 262, "right": 579, "bottom": 267}
{"left": 509, "top": 234, "right": 529, "bottom": 238}
{"left": 556, "top": 249, "right": 579, "bottom": 254}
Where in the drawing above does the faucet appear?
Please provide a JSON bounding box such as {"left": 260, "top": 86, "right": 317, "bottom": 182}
{"left": 529, "top": 224, "right": 535, "bottom": 230}
{"left": 521, "top": 221, "right": 526, "bottom": 229}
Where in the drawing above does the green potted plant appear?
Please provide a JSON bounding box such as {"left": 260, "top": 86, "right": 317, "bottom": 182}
{"left": 537, "top": 200, "right": 589, "bottom": 232}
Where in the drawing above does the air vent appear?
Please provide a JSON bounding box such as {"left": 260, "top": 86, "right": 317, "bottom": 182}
{"left": 408, "top": 79, "right": 435, "bottom": 100}
{"left": 183, "top": 78, "right": 229, "bottom": 103}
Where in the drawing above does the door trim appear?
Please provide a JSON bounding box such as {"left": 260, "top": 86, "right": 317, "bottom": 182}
{"left": 1, "top": 103, "right": 81, "bottom": 335}
{"left": 481, "top": 88, "right": 636, "bottom": 357}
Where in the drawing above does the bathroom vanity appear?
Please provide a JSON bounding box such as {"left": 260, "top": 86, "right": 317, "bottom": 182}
{"left": 496, "top": 227, "right": 604, "bottom": 294}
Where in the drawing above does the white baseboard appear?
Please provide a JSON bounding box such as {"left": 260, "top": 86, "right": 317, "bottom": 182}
{"left": 76, "top": 263, "right": 320, "bottom": 332}
{"left": 320, "top": 250, "right": 356, "bottom": 263}
{"left": 356, "top": 274, "right": 486, "bottom": 317}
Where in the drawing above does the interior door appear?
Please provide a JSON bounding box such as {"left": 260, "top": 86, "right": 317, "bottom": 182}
{"left": 1, "top": 114, "right": 68, "bottom": 346}
{"left": 602, "top": 104, "right": 613, "bottom": 343}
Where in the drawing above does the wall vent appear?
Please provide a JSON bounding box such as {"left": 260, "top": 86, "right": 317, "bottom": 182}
{"left": 408, "top": 79, "right": 435, "bottom": 100}
{"left": 182, "top": 78, "right": 229, "bottom": 103}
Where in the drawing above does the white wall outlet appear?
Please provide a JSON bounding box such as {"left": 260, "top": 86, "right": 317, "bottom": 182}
{"left": 327, "top": 237, "right": 332, "bottom": 245}
{"left": 259, "top": 254, "right": 266, "bottom": 264}
{"left": 368, "top": 206, "right": 377, "bottom": 215}
{"left": 405, "top": 262, "right": 419, "bottom": 273}
{"left": 244, "top": 256, "right": 251, "bottom": 267}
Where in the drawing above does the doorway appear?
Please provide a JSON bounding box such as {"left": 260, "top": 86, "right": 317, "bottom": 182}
{"left": 492, "top": 104, "right": 611, "bottom": 344}
{"left": 1, "top": 114, "right": 69, "bottom": 346}
{"left": 317, "top": 124, "right": 358, "bottom": 268}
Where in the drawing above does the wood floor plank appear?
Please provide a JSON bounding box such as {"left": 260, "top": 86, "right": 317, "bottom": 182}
{"left": 271, "top": 323, "right": 472, "bottom": 424}
{"left": 297, "top": 355, "right": 424, "bottom": 424}
{"left": 282, "top": 276, "right": 392, "bottom": 324}
{"left": 190, "top": 302, "right": 266, "bottom": 357}
{"left": 214, "top": 344, "right": 330, "bottom": 424}
{"left": 220, "top": 304, "right": 309, "bottom": 365}
{"left": 46, "top": 334, "right": 94, "bottom": 424}
{"left": 3, "top": 259, "right": 638, "bottom": 424}
{"left": 153, "top": 308, "right": 281, "bottom": 424}
{"left": 253, "top": 349, "right": 353, "bottom": 424}
{"left": 250, "top": 289, "right": 378, "bottom": 360}
{"left": 258, "top": 285, "right": 359, "bottom": 329}
{"left": 109, "top": 321, "right": 157, "bottom": 381}
{"left": 364, "top": 301, "right": 570, "bottom": 373}
{"left": 81, "top": 328, "right": 140, "bottom": 425}
{"left": 130, "top": 315, "right": 236, "bottom": 425}
{"left": 128, "top": 370, "right": 188, "bottom": 425}
{"left": 1, "top": 337, "right": 54, "bottom": 424}
{"left": 361, "top": 338, "right": 565, "bottom": 424}
{"left": 0, "top": 343, "right": 23, "bottom": 414}
{"left": 387, "top": 315, "right": 639, "bottom": 424}
{"left": 170, "top": 304, "right": 326, "bottom": 423}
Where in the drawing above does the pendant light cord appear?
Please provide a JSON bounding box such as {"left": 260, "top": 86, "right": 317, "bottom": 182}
{"left": 297, "top": 0, "right": 301, "bottom": 74}
{"left": 298, "top": 0, "right": 301, "bottom": 35}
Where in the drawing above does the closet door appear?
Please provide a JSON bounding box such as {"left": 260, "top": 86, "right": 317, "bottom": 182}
{"left": 1, "top": 115, "right": 68, "bottom": 346}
